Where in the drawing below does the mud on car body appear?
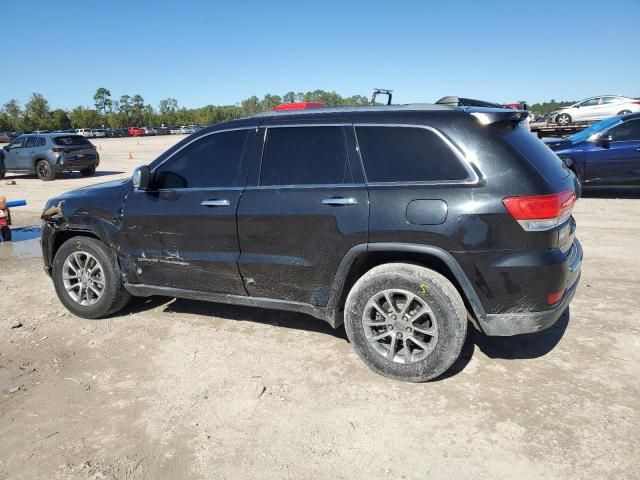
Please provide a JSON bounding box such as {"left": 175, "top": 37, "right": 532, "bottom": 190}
{"left": 41, "top": 104, "right": 583, "bottom": 382}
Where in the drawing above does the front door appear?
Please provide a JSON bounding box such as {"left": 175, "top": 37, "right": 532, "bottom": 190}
{"left": 585, "top": 119, "right": 640, "bottom": 185}
{"left": 122, "top": 128, "right": 255, "bottom": 294}
{"left": 237, "top": 125, "right": 368, "bottom": 306}
{"left": 3, "top": 136, "right": 27, "bottom": 170}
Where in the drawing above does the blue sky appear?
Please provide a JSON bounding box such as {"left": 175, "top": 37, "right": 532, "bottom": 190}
{"left": 3, "top": 0, "right": 639, "bottom": 110}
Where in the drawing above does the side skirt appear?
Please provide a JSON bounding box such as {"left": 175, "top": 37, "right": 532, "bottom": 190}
{"left": 124, "top": 283, "right": 333, "bottom": 326}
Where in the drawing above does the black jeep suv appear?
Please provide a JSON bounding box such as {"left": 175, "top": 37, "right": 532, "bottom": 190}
{"left": 41, "top": 104, "right": 582, "bottom": 382}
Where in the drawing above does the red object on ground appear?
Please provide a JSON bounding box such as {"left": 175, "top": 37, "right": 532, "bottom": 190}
{"left": 272, "top": 102, "right": 326, "bottom": 111}
{"left": 128, "top": 127, "right": 145, "bottom": 136}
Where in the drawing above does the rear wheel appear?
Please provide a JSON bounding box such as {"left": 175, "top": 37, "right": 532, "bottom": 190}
{"left": 344, "top": 263, "right": 467, "bottom": 382}
{"left": 36, "top": 159, "right": 55, "bottom": 181}
{"left": 80, "top": 166, "right": 96, "bottom": 177}
{"left": 557, "top": 113, "right": 572, "bottom": 125}
{"left": 617, "top": 110, "right": 632, "bottom": 116}
{"left": 52, "top": 236, "right": 131, "bottom": 318}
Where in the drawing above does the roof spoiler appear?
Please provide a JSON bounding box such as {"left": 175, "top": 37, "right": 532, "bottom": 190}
{"left": 469, "top": 109, "right": 529, "bottom": 126}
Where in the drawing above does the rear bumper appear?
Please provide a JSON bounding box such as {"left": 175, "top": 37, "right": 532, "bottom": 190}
{"left": 478, "top": 239, "right": 582, "bottom": 336}
{"left": 52, "top": 158, "right": 99, "bottom": 173}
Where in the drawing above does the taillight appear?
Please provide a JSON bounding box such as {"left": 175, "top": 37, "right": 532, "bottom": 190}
{"left": 503, "top": 190, "right": 576, "bottom": 231}
{"left": 547, "top": 289, "right": 565, "bottom": 305}
{"left": 51, "top": 147, "right": 63, "bottom": 153}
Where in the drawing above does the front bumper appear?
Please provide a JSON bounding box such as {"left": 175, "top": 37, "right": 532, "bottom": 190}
{"left": 478, "top": 239, "right": 582, "bottom": 336}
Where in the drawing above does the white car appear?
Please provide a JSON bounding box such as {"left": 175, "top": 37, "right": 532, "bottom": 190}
{"left": 142, "top": 127, "right": 157, "bottom": 136}
{"left": 92, "top": 129, "right": 106, "bottom": 138}
{"left": 550, "top": 96, "right": 640, "bottom": 125}
{"left": 169, "top": 127, "right": 183, "bottom": 134}
{"left": 75, "top": 128, "right": 93, "bottom": 137}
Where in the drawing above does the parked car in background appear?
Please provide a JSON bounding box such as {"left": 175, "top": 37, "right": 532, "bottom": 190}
{"left": 0, "top": 133, "right": 99, "bottom": 181}
{"left": 169, "top": 126, "right": 183, "bottom": 134}
{"left": 549, "top": 96, "right": 640, "bottom": 125}
{"left": 155, "top": 127, "right": 170, "bottom": 135}
{"left": 128, "top": 127, "right": 145, "bottom": 136}
{"left": 92, "top": 129, "right": 107, "bottom": 138}
{"left": 545, "top": 113, "right": 640, "bottom": 186}
{"left": 40, "top": 104, "right": 581, "bottom": 382}
{"left": 0, "top": 132, "right": 17, "bottom": 143}
{"left": 142, "top": 127, "right": 157, "bottom": 136}
{"left": 76, "top": 128, "right": 93, "bottom": 137}
{"left": 179, "top": 126, "right": 196, "bottom": 134}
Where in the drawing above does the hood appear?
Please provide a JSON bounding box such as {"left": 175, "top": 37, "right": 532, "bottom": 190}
{"left": 543, "top": 137, "right": 573, "bottom": 150}
{"left": 58, "top": 178, "right": 131, "bottom": 198}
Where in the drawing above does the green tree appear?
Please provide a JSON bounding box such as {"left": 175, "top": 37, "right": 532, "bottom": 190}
{"left": 241, "top": 96, "right": 260, "bottom": 114}
{"left": 259, "top": 94, "right": 282, "bottom": 111}
{"left": 24, "top": 93, "right": 50, "bottom": 130}
{"left": 93, "top": 87, "right": 112, "bottom": 116}
{"left": 50, "top": 109, "right": 72, "bottom": 130}
{"left": 2, "top": 99, "right": 22, "bottom": 130}
{"left": 283, "top": 91, "right": 296, "bottom": 103}
{"left": 70, "top": 106, "right": 101, "bottom": 128}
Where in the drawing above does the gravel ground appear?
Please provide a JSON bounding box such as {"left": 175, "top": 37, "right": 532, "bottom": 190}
{"left": 0, "top": 135, "right": 639, "bottom": 479}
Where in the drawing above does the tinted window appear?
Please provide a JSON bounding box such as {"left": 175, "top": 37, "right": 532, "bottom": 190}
{"left": 501, "top": 125, "right": 569, "bottom": 182}
{"left": 37, "top": 136, "right": 46, "bottom": 147}
{"left": 25, "top": 136, "right": 37, "bottom": 148}
{"left": 54, "top": 135, "right": 91, "bottom": 146}
{"left": 608, "top": 120, "right": 640, "bottom": 142}
{"left": 580, "top": 98, "right": 600, "bottom": 107}
{"left": 260, "top": 126, "right": 352, "bottom": 186}
{"left": 356, "top": 126, "right": 469, "bottom": 183}
{"left": 154, "top": 129, "right": 248, "bottom": 189}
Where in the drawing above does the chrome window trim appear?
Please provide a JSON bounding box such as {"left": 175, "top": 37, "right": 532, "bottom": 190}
{"left": 244, "top": 183, "right": 366, "bottom": 191}
{"left": 353, "top": 123, "right": 481, "bottom": 186}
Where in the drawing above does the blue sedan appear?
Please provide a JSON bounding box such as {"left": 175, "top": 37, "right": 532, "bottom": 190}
{"left": 545, "top": 113, "right": 640, "bottom": 186}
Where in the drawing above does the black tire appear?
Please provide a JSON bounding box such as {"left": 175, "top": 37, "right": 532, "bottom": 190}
{"left": 617, "top": 110, "right": 632, "bottom": 116}
{"left": 1, "top": 227, "right": 11, "bottom": 242}
{"left": 556, "top": 113, "right": 572, "bottom": 125}
{"left": 0, "top": 156, "right": 5, "bottom": 180}
{"left": 52, "top": 236, "right": 131, "bottom": 319}
{"left": 344, "top": 263, "right": 467, "bottom": 382}
{"left": 80, "top": 166, "right": 96, "bottom": 177}
{"left": 35, "top": 159, "right": 55, "bottom": 181}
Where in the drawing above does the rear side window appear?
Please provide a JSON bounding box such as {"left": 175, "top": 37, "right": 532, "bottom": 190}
{"left": 501, "top": 125, "right": 569, "bottom": 182}
{"left": 54, "top": 135, "right": 91, "bottom": 146}
{"left": 25, "top": 136, "right": 37, "bottom": 148}
{"left": 36, "top": 137, "right": 46, "bottom": 147}
{"left": 154, "top": 129, "right": 248, "bottom": 189}
{"left": 608, "top": 119, "right": 640, "bottom": 142}
{"left": 355, "top": 126, "right": 469, "bottom": 183}
{"left": 260, "top": 126, "right": 352, "bottom": 186}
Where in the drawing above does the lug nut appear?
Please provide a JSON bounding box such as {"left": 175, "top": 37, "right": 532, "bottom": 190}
{"left": 391, "top": 315, "right": 396, "bottom": 320}
{"left": 405, "top": 327, "right": 411, "bottom": 333}
{"left": 388, "top": 325, "right": 393, "bottom": 330}
{"left": 398, "top": 333, "right": 403, "bottom": 339}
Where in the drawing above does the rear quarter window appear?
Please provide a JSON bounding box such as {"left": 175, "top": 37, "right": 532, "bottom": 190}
{"left": 500, "top": 125, "right": 569, "bottom": 182}
{"left": 355, "top": 126, "right": 471, "bottom": 183}
{"left": 53, "top": 135, "right": 92, "bottom": 146}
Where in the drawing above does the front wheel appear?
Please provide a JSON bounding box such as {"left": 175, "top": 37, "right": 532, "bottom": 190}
{"left": 556, "top": 113, "right": 572, "bottom": 125}
{"left": 52, "top": 236, "right": 131, "bottom": 318}
{"left": 344, "top": 263, "right": 467, "bottom": 382}
{"left": 36, "top": 159, "right": 55, "bottom": 181}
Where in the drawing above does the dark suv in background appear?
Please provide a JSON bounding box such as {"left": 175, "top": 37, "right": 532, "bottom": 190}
{"left": 40, "top": 104, "right": 582, "bottom": 382}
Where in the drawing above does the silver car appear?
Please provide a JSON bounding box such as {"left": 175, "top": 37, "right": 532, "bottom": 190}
{"left": 0, "top": 133, "right": 99, "bottom": 181}
{"left": 550, "top": 95, "right": 640, "bottom": 125}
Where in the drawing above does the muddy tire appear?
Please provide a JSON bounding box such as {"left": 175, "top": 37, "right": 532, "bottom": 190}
{"left": 80, "top": 167, "right": 96, "bottom": 177}
{"left": 52, "top": 236, "right": 130, "bottom": 319}
{"left": 36, "top": 159, "right": 55, "bottom": 181}
{"left": 1, "top": 227, "right": 10, "bottom": 242}
{"left": 344, "top": 263, "right": 467, "bottom": 382}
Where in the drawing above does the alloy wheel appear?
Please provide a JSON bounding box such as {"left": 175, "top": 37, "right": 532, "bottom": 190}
{"left": 62, "top": 251, "right": 105, "bottom": 306}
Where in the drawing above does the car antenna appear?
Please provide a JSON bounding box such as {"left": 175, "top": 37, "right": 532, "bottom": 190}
{"left": 371, "top": 88, "right": 393, "bottom": 106}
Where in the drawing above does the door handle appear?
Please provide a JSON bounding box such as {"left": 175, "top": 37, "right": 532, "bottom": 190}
{"left": 201, "top": 199, "right": 230, "bottom": 207}
{"left": 322, "top": 197, "right": 358, "bottom": 206}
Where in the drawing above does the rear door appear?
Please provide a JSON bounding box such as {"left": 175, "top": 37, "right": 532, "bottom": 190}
{"left": 237, "top": 124, "right": 368, "bottom": 306}
{"left": 585, "top": 119, "right": 640, "bottom": 185}
{"left": 122, "top": 128, "right": 255, "bottom": 294}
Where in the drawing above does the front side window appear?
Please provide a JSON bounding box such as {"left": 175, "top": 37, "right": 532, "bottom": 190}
{"left": 259, "top": 126, "right": 352, "bottom": 186}
{"left": 355, "top": 126, "right": 470, "bottom": 183}
{"left": 8, "top": 137, "right": 25, "bottom": 149}
{"left": 579, "top": 98, "right": 601, "bottom": 107}
{"left": 608, "top": 120, "right": 640, "bottom": 142}
{"left": 154, "top": 129, "right": 248, "bottom": 189}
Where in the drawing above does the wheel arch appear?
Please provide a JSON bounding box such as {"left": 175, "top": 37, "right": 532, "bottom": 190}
{"left": 327, "top": 243, "right": 486, "bottom": 329}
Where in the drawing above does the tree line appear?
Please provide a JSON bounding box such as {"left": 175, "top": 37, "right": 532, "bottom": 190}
{"left": 0, "top": 88, "right": 371, "bottom": 131}
{"left": 0, "top": 87, "right": 588, "bottom": 131}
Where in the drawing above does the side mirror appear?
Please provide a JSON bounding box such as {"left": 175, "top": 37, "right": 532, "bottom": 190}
{"left": 2, "top": 145, "right": 8, "bottom": 151}
{"left": 132, "top": 165, "right": 151, "bottom": 189}
{"left": 597, "top": 134, "right": 612, "bottom": 148}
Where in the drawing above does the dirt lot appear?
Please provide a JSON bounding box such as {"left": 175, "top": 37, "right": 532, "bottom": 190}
{"left": 1, "top": 136, "right": 639, "bottom": 479}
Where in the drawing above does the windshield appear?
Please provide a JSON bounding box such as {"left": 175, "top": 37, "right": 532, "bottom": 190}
{"left": 567, "top": 117, "right": 621, "bottom": 143}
